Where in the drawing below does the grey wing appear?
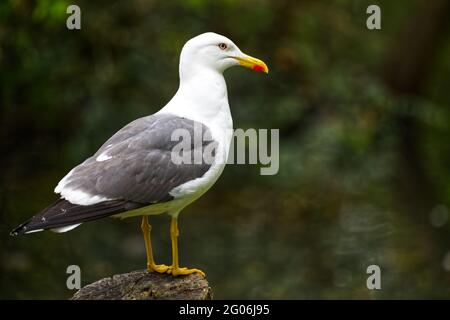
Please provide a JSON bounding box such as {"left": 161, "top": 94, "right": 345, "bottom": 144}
{"left": 10, "top": 113, "right": 218, "bottom": 235}
{"left": 58, "top": 113, "right": 217, "bottom": 204}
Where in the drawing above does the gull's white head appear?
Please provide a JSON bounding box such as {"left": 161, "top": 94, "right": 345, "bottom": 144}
{"left": 179, "top": 32, "right": 268, "bottom": 79}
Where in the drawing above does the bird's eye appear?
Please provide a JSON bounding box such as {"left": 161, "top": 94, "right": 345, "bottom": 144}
{"left": 218, "top": 43, "right": 228, "bottom": 50}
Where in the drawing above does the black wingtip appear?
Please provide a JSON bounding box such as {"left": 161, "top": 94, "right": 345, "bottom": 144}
{"left": 10, "top": 223, "right": 28, "bottom": 236}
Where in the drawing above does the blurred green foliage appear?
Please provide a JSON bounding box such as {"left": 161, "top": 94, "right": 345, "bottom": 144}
{"left": 1, "top": 0, "right": 450, "bottom": 299}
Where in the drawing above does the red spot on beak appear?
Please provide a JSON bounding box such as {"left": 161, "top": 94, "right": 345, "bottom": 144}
{"left": 252, "top": 65, "right": 265, "bottom": 72}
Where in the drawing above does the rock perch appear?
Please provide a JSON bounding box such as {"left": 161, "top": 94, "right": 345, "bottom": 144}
{"left": 71, "top": 270, "right": 212, "bottom": 300}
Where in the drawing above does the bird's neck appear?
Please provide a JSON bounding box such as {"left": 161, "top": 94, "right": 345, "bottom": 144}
{"left": 161, "top": 68, "right": 232, "bottom": 128}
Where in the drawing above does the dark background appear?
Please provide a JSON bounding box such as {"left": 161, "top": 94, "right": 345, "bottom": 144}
{"left": 1, "top": 0, "right": 450, "bottom": 299}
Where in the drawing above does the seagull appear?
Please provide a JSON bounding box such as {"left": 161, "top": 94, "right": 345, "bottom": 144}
{"left": 10, "top": 32, "right": 268, "bottom": 277}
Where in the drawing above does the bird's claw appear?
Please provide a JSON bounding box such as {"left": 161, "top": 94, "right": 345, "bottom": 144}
{"left": 167, "top": 266, "right": 205, "bottom": 277}
{"left": 147, "top": 263, "right": 170, "bottom": 274}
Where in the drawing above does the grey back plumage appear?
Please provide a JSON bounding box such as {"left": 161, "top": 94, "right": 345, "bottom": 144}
{"left": 63, "top": 113, "right": 216, "bottom": 203}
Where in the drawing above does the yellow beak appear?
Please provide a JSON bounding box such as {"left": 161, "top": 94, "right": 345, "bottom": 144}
{"left": 234, "top": 54, "right": 269, "bottom": 74}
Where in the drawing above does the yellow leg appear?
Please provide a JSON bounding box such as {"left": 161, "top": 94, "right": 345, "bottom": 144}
{"left": 141, "top": 216, "right": 169, "bottom": 273}
{"left": 167, "top": 216, "right": 205, "bottom": 277}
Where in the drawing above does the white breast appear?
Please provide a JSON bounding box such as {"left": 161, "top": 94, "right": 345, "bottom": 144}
{"left": 159, "top": 68, "right": 233, "bottom": 210}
